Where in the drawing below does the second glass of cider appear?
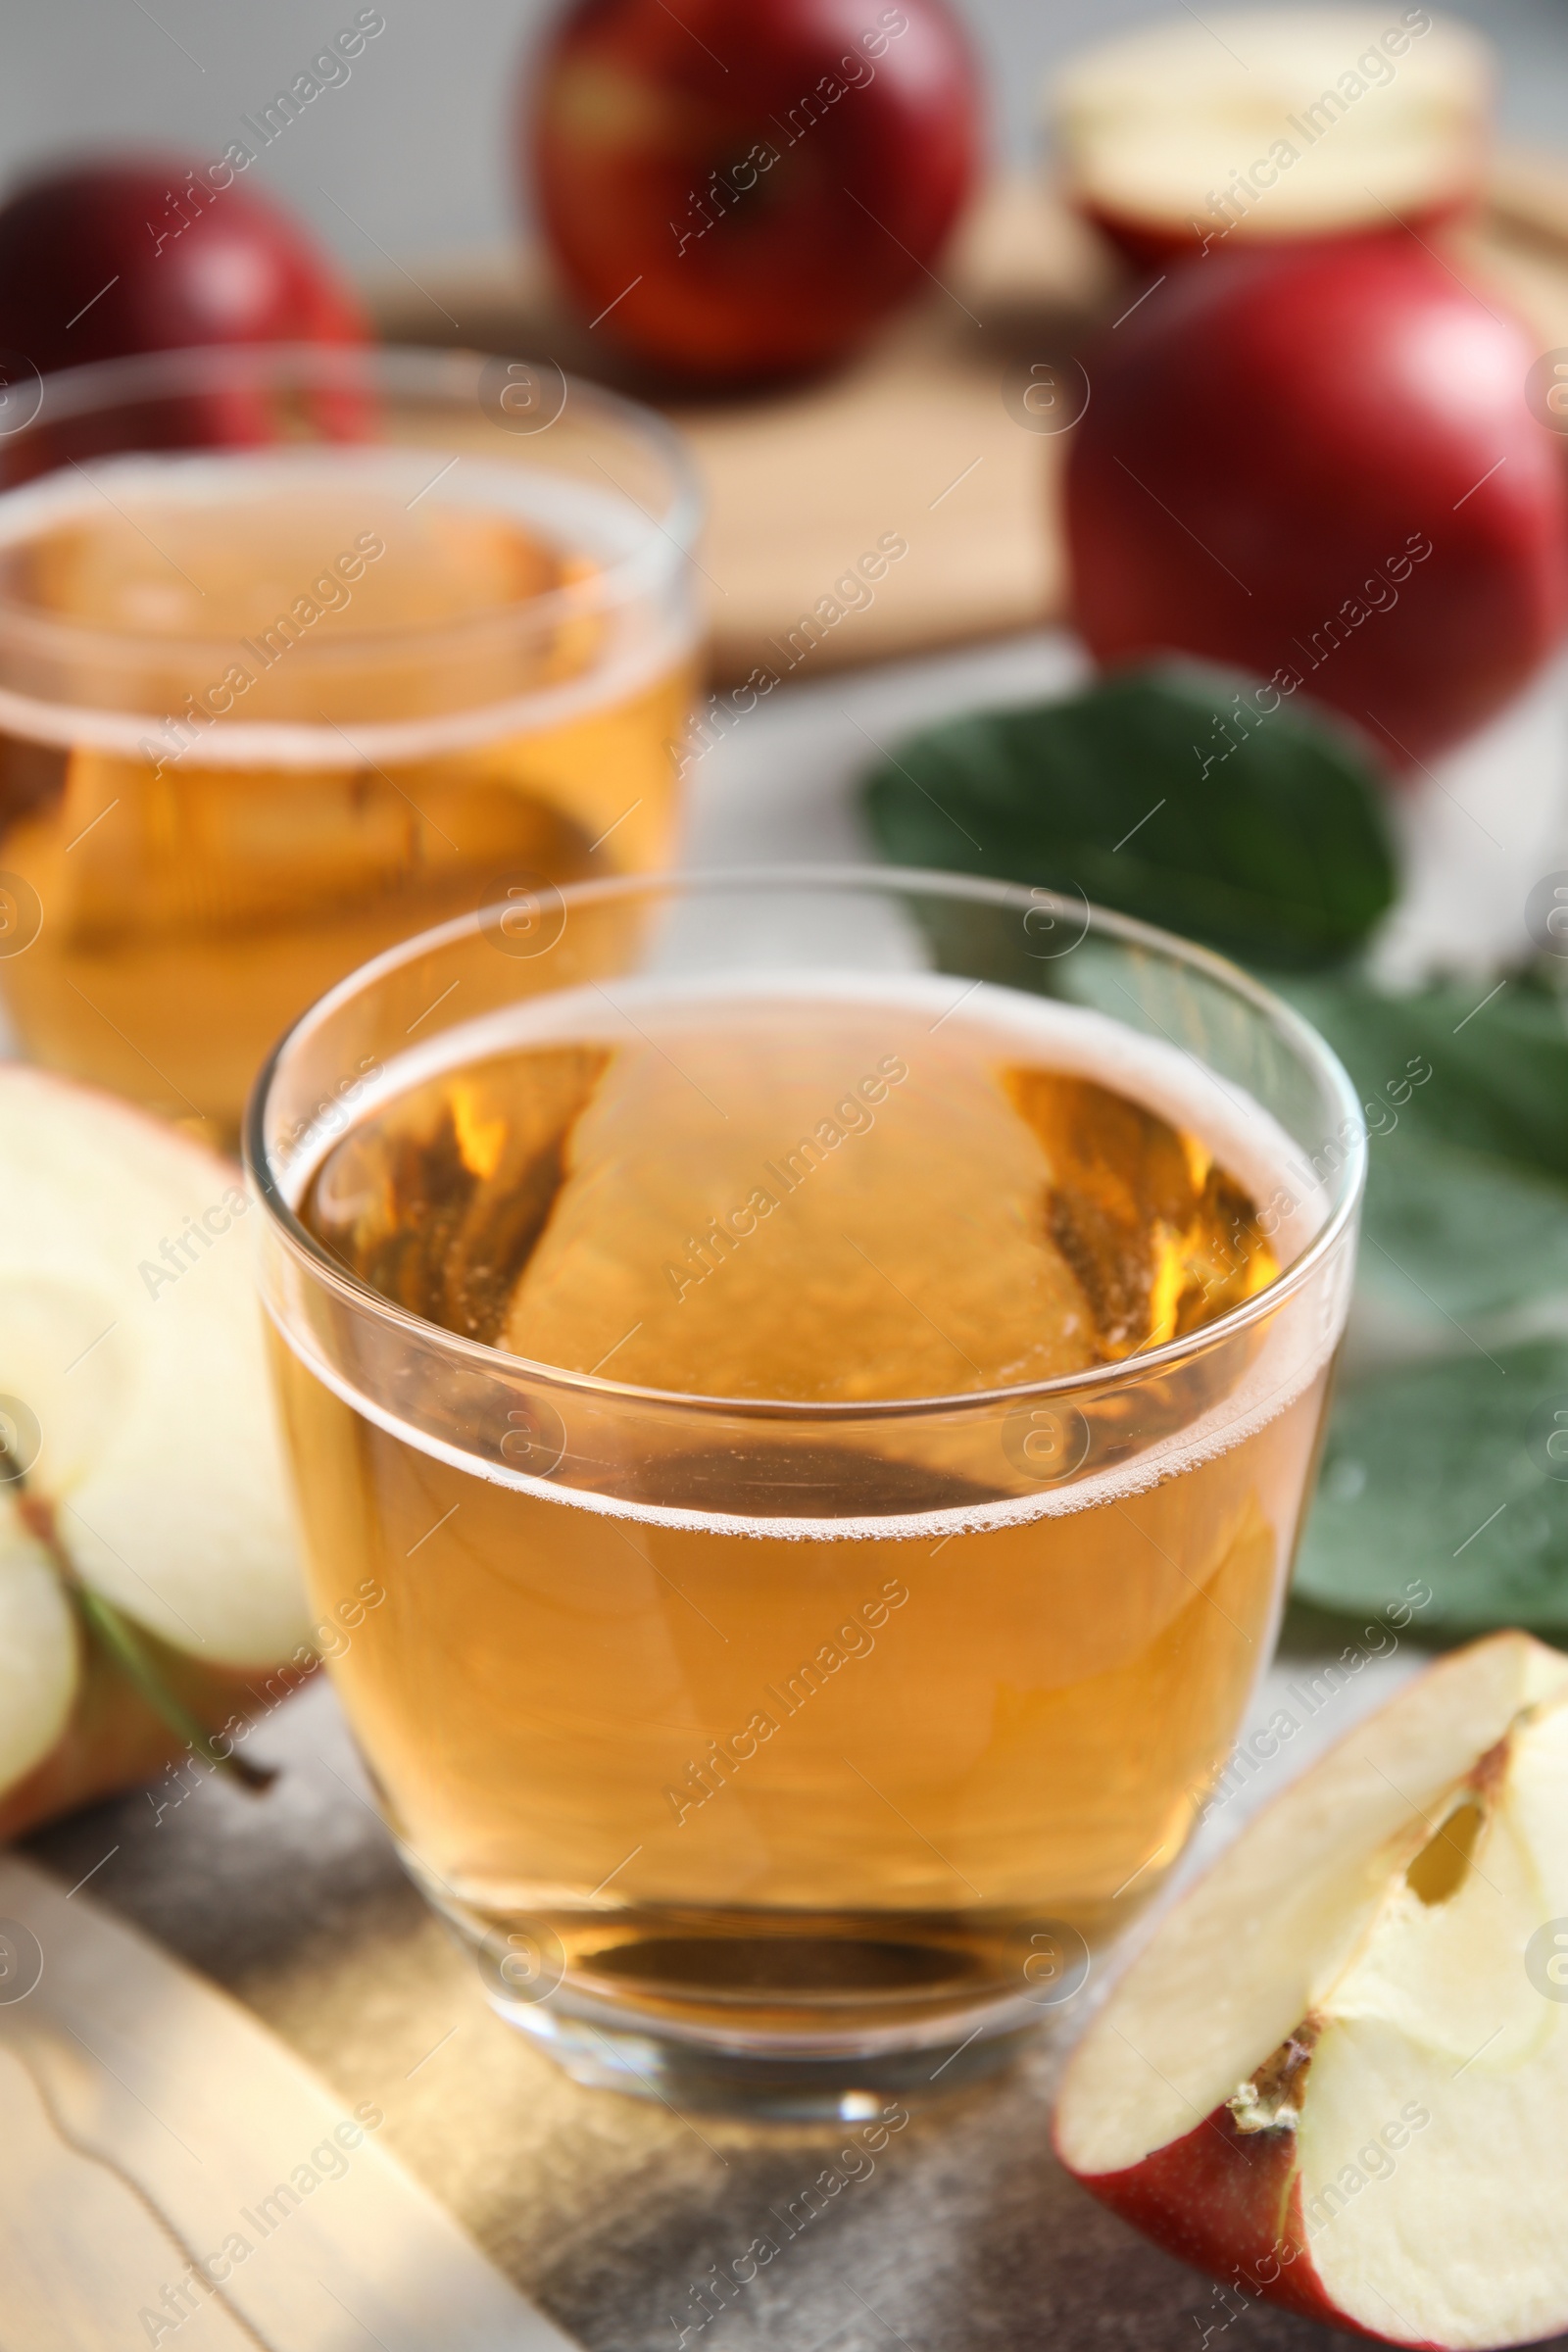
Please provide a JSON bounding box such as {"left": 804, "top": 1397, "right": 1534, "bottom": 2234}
{"left": 0, "top": 344, "right": 700, "bottom": 1146}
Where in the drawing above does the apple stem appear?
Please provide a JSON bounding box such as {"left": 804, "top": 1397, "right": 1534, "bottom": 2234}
{"left": 2, "top": 1449, "right": 277, "bottom": 1795}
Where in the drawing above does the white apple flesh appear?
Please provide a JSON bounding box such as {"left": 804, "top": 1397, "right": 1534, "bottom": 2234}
{"left": 1055, "top": 1632, "right": 1568, "bottom": 2350}
{"left": 0, "top": 1064, "right": 311, "bottom": 1821}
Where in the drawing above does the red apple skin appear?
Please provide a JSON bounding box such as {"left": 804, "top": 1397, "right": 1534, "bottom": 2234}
{"left": 1064, "top": 237, "right": 1568, "bottom": 769}
{"left": 1078, "top": 192, "right": 1474, "bottom": 273}
{"left": 1058, "top": 2104, "right": 1442, "bottom": 2350}
{"left": 526, "top": 0, "right": 982, "bottom": 383}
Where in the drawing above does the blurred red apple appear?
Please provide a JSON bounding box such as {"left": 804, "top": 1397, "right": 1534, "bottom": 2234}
{"left": 0, "top": 157, "right": 368, "bottom": 375}
{"left": 1065, "top": 238, "right": 1568, "bottom": 768}
{"left": 526, "top": 0, "right": 982, "bottom": 383}
{"left": 0, "top": 159, "right": 370, "bottom": 473}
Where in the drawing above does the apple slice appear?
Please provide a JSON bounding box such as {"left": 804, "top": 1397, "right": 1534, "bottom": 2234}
{"left": 1055, "top": 1632, "right": 1568, "bottom": 2350}
{"left": 0, "top": 1064, "right": 311, "bottom": 1824}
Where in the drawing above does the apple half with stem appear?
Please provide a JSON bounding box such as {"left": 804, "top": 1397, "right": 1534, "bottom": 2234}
{"left": 0, "top": 1064, "right": 312, "bottom": 1838}
{"left": 1055, "top": 1632, "right": 1568, "bottom": 2350}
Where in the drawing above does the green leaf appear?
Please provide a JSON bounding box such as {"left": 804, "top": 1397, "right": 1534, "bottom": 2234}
{"left": 862, "top": 663, "right": 1396, "bottom": 972}
{"left": 1295, "top": 1341, "right": 1568, "bottom": 1633}
{"left": 1358, "top": 1129, "right": 1568, "bottom": 1324}
{"left": 1286, "top": 970, "right": 1568, "bottom": 1188}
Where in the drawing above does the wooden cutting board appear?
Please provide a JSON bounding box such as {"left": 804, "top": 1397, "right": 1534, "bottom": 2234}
{"left": 368, "top": 160, "right": 1568, "bottom": 688}
{"left": 0, "top": 1854, "right": 576, "bottom": 2352}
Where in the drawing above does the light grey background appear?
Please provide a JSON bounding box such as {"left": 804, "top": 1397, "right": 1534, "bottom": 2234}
{"left": 2, "top": 0, "right": 1566, "bottom": 276}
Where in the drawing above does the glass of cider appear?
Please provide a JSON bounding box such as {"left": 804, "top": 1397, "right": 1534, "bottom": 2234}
{"left": 248, "top": 868, "right": 1363, "bottom": 2114}
{"left": 0, "top": 344, "right": 700, "bottom": 1149}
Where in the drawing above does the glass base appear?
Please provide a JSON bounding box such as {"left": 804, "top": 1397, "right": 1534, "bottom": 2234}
{"left": 410, "top": 1851, "right": 1095, "bottom": 2116}
{"left": 488, "top": 1980, "right": 1048, "bottom": 2117}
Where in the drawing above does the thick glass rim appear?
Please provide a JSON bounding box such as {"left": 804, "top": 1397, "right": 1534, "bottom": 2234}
{"left": 245, "top": 864, "right": 1367, "bottom": 1423}
{"left": 0, "top": 340, "right": 704, "bottom": 667}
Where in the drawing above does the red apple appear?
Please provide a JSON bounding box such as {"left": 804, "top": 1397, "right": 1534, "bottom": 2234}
{"left": 0, "top": 157, "right": 368, "bottom": 377}
{"left": 525, "top": 0, "right": 982, "bottom": 383}
{"left": 1055, "top": 1632, "right": 1568, "bottom": 2349}
{"left": 1064, "top": 238, "right": 1568, "bottom": 768}
{"left": 0, "top": 159, "right": 370, "bottom": 476}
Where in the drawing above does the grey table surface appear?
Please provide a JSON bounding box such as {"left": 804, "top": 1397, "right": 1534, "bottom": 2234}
{"left": 23, "top": 631, "right": 1568, "bottom": 2352}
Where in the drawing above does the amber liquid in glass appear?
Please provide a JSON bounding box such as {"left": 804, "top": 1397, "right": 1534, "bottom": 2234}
{"left": 274, "top": 980, "right": 1330, "bottom": 2052}
{"left": 0, "top": 454, "right": 694, "bottom": 1144}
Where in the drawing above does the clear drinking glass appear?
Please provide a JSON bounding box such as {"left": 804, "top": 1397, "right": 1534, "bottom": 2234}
{"left": 247, "top": 868, "right": 1363, "bottom": 2115}
{"left": 0, "top": 342, "right": 700, "bottom": 1148}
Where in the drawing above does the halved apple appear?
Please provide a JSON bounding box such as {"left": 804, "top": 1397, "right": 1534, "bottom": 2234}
{"left": 0, "top": 1064, "right": 312, "bottom": 1834}
{"left": 1055, "top": 1632, "right": 1568, "bottom": 2350}
{"left": 1050, "top": 10, "right": 1493, "bottom": 268}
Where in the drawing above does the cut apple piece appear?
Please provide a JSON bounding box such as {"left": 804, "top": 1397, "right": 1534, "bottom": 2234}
{"left": 0, "top": 1064, "right": 311, "bottom": 1818}
{"left": 0, "top": 1546, "right": 77, "bottom": 1793}
{"left": 1055, "top": 1631, "right": 1568, "bottom": 2350}
{"left": 1050, "top": 10, "right": 1493, "bottom": 267}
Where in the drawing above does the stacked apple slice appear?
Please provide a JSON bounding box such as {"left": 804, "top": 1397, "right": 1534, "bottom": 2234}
{"left": 1056, "top": 1632, "right": 1568, "bottom": 2348}
{"left": 0, "top": 1066, "right": 310, "bottom": 1834}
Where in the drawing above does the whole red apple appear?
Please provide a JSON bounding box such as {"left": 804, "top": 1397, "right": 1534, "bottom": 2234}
{"left": 0, "top": 159, "right": 369, "bottom": 473}
{"left": 0, "top": 158, "right": 368, "bottom": 375}
{"left": 1065, "top": 238, "right": 1568, "bottom": 767}
{"left": 525, "top": 0, "right": 981, "bottom": 383}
